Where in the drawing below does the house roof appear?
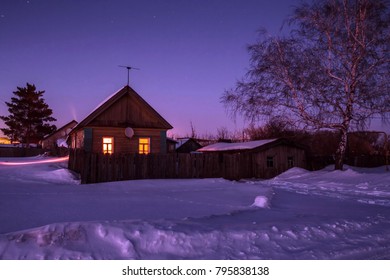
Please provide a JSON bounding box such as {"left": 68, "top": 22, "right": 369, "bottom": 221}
{"left": 71, "top": 85, "right": 173, "bottom": 132}
{"left": 197, "top": 138, "right": 307, "bottom": 153}
{"left": 42, "top": 120, "right": 78, "bottom": 140}
{"left": 176, "top": 138, "right": 203, "bottom": 152}
{"left": 198, "top": 139, "right": 279, "bottom": 152}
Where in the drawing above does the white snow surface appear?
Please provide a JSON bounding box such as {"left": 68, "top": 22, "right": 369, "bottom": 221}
{"left": 56, "top": 138, "right": 68, "bottom": 148}
{"left": 197, "top": 139, "right": 278, "bottom": 152}
{"left": 0, "top": 156, "right": 389, "bottom": 260}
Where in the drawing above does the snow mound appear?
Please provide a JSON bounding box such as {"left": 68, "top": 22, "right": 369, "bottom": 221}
{"left": 329, "top": 168, "right": 362, "bottom": 178}
{"left": 275, "top": 167, "right": 309, "bottom": 179}
{"left": 251, "top": 196, "right": 269, "bottom": 208}
{"left": 35, "top": 168, "right": 79, "bottom": 185}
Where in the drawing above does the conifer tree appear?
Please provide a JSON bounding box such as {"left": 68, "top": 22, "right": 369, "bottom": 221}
{"left": 0, "top": 83, "right": 57, "bottom": 146}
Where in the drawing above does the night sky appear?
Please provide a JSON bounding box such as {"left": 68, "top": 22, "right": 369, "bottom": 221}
{"left": 1, "top": 0, "right": 388, "bottom": 137}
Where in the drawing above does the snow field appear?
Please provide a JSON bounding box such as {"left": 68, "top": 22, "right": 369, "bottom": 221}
{"left": 0, "top": 156, "right": 389, "bottom": 259}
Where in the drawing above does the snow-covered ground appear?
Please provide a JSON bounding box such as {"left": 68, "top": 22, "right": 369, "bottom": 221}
{"left": 0, "top": 156, "right": 389, "bottom": 259}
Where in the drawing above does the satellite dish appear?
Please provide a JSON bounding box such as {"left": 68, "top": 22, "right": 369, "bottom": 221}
{"left": 125, "top": 127, "right": 134, "bottom": 138}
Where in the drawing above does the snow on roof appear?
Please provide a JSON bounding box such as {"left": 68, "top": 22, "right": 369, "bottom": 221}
{"left": 90, "top": 87, "right": 124, "bottom": 115}
{"left": 197, "top": 139, "right": 279, "bottom": 152}
{"left": 69, "top": 87, "right": 125, "bottom": 132}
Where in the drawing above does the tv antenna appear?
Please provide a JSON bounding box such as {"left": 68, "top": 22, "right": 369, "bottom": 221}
{"left": 119, "top": 65, "right": 140, "bottom": 86}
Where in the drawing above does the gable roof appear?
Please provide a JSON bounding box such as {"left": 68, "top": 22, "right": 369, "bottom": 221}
{"left": 176, "top": 138, "right": 202, "bottom": 153}
{"left": 72, "top": 86, "right": 173, "bottom": 131}
{"left": 42, "top": 120, "right": 78, "bottom": 140}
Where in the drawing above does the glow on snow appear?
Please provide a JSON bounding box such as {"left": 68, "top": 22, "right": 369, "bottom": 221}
{"left": 0, "top": 156, "right": 69, "bottom": 166}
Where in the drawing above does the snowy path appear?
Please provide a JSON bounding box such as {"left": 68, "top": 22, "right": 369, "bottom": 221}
{"left": 0, "top": 156, "right": 389, "bottom": 259}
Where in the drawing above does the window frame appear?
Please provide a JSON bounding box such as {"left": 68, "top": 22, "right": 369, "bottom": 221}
{"left": 139, "top": 137, "right": 151, "bottom": 154}
{"left": 102, "top": 137, "right": 114, "bottom": 154}
{"left": 287, "top": 156, "right": 294, "bottom": 168}
{"left": 266, "top": 156, "right": 274, "bottom": 168}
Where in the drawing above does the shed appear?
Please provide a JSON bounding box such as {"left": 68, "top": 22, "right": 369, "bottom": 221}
{"left": 176, "top": 138, "right": 203, "bottom": 153}
{"left": 166, "top": 137, "right": 178, "bottom": 153}
{"left": 198, "top": 138, "right": 306, "bottom": 178}
{"left": 41, "top": 120, "right": 78, "bottom": 151}
{"left": 69, "top": 85, "right": 173, "bottom": 154}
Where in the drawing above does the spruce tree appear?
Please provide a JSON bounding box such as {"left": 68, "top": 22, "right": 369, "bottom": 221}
{"left": 0, "top": 83, "right": 57, "bottom": 146}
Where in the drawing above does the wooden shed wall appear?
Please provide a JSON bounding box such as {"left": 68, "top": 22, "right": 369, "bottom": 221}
{"left": 70, "top": 130, "right": 84, "bottom": 149}
{"left": 252, "top": 145, "right": 306, "bottom": 178}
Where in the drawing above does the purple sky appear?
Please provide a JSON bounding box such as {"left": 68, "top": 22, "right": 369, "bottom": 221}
{"left": 1, "top": 0, "right": 388, "bottom": 137}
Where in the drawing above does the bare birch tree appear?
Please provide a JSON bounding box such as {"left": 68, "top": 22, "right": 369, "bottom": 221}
{"left": 222, "top": 0, "right": 390, "bottom": 169}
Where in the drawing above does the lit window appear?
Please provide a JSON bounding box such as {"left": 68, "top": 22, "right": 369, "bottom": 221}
{"left": 103, "top": 137, "right": 113, "bottom": 154}
{"left": 139, "top": 138, "right": 150, "bottom": 154}
{"left": 266, "top": 156, "right": 274, "bottom": 168}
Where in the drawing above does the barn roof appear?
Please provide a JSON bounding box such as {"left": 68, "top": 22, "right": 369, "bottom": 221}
{"left": 71, "top": 85, "right": 173, "bottom": 131}
{"left": 197, "top": 139, "right": 278, "bottom": 152}
{"left": 197, "top": 138, "right": 304, "bottom": 153}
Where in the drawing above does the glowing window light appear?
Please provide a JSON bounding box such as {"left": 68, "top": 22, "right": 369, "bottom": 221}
{"left": 103, "top": 137, "right": 113, "bottom": 154}
{"left": 139, "top": 138, "right": 150, "bottom": 154}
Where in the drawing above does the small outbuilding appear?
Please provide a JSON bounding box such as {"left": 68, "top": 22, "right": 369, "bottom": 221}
{"left": 176, "top": 138, "right": 203, "bottom": 153}
{"left": 68, "top": 86, "right": 173, "bottom": 155}
{"left": 197, "top": 138, "right": 306, "bottom": 178}
{"left": 41, "top": 120, "right": 78, "bottom": 152}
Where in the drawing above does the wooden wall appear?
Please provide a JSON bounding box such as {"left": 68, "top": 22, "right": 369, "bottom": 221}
{"left": 89, "top": 94, "right": 168, "bottom": 128}
{"left": 90, "top": 127, "right": 164, "bottom": 154}
{"left": 252, "top": 145, "right": 306, "bottom": 178}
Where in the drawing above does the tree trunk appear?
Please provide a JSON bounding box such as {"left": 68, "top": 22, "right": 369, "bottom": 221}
{"left": 335, "top": 128, "right": 348, "bottom": 170}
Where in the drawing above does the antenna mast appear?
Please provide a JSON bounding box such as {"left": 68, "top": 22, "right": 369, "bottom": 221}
{"left": 119, "top": 65, "right": 140, "bottom": 86}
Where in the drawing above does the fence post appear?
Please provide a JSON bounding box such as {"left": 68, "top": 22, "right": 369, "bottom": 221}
{"left": 81, "top": 152, "right": 91, "bottom": 184}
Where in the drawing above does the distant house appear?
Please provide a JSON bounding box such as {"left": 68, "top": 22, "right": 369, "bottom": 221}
{"left": 176, "top": 138, "right": 202, "bottom": 153}
{"left": 198, "top": 138, "right": 306, "bottom": 178}
{"left": 41, "top": 120, "right": 78, "bottom": 152}
{"left": 68, "top": 86, "right": 173, "bottom": 154}
{"left": 0, "top": 137, "right": 11, "bottom": 145}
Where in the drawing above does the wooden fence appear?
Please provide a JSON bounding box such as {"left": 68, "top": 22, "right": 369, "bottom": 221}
{"left": 68, "top": 149, "right": 389, "bottom": 184}
{"left": 69, "top": 149, "right": 254, "bottom": 184}
{"left": 0, "top": 147, "right": 45, "bottom": 157}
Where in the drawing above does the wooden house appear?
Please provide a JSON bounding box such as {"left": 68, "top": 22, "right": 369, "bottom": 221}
{"left": 0, "top": 137, "right": 11, "bottom": 145}
{"left": 41, "top": 120, "right": 78, "bottom": 151}
{"left": 198, "top": 138, "right": 306, "bottom": 178}
{"left": 68, "top": 86, "right": 173, "bottom": 154}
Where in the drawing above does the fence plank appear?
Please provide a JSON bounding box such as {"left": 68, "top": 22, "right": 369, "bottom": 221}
{"left": 68, "top": 150, "right": 264, "bottom": 184}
